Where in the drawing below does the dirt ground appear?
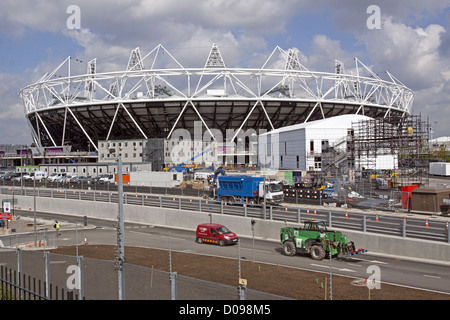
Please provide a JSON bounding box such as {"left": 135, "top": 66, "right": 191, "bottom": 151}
{"left": 51, "top": 244, "right": 449, "bottom": 300}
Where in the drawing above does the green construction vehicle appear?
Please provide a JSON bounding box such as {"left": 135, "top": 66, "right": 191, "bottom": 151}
{"left": 280, "top": 220, "right": 367, "bottom": 260}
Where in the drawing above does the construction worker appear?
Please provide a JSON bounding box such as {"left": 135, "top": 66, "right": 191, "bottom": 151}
{"left": 54, "top": 220, "right": 61, "bottom": 236}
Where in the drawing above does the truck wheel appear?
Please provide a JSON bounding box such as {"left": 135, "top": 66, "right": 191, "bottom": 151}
{"left": 282, "top": 241, "right": 296, "bottom": 256}
{"left": 218, "top": 239, "right": 225, "bottom": 246}
{"left": 248, "top": 198, "right": 255, "bottom": 205}
{"left": 310, "top": 245, "right": 326, "bottom": 261}
{"left": 196, "top": 237, "right": 203, "bottom": 244}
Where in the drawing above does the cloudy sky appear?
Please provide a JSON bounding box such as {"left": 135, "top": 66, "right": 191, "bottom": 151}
{"left": 0, "top": 0, "right": 449, "bottom": 145}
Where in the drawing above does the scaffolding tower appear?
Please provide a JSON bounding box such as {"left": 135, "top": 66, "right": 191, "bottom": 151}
{"left": 350, "top": 114, "right": 430, "bottom": 187}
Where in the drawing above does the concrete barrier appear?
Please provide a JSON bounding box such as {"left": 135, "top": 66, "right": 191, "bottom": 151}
{"left": 4, "top": 194, "right": 450, "bottom": 263}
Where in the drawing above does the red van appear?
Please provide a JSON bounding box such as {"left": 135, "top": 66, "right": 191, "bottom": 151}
{"left": 195, "top": 223, "right": 238, "bottom": 246}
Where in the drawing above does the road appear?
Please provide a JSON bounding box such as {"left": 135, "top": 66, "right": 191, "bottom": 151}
{"left": 3, "top": 210, "right": 450, "bottom": 296}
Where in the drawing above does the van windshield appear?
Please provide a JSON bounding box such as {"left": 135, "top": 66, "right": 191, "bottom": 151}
{"left": 216, "top": 226, "right": 231, "bottom": 234}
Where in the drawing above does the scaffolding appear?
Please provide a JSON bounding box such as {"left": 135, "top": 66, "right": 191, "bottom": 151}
{"left": 350, "top": 114, "right": 430, "bottom": 188}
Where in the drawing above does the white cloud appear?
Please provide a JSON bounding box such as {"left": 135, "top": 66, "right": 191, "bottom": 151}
{"left": 0, "top": 73, "right": 32, "bottom": 144}
{"left": 352, "top": 17, "right": 450, "bottom": 137}
{"left": 359, "top": 18, "right": 447, "bottom": 89}
{"left": 1, "top": 0, "right": 449, "bottom": 143}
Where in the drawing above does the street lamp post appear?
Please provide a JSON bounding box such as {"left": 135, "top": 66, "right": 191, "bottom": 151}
{"left": 107, "top": 152, "right": 125, "bottom": 300}
{"left": 116, "top": 156, "right": 125, "bottom": 300}
{"left": 34, "top": 172, "right": 37, "bottom": 247}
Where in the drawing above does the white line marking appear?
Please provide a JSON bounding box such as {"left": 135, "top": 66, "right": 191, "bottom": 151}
{"left": 311, "top": 263, "right": 356, "bottom": 273}
{"left": 424, "top": 275, "right": 441, "bottom": 279}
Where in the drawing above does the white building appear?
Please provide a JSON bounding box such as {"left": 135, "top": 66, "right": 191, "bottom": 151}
{"left": 430, "top": 136, "right": 450, "bottom": 151}
{"left": 258, "top": 114, "right": 397, "bottom": 172}
{"left": 98, "top": 139, "right": 147, "bottom": 163}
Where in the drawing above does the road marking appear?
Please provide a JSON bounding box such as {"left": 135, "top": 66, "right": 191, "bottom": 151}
{"left": 351, "top": 257, "right": 389, "bottom": 265}
{"left": 347, "top": 263, "right": 362, "bottom": 267}
{"left": 160, "top": 235, "right": 186, "bottom": 241}
{"left": 369, "top": 260, "right": 389, "bottom": 265}
{"left": 240, "top": 248, "right": 273, "bottom": 254}
{"left": 310, "top": 263, "right": 356, "bottom": 273}
{"left": 424, "top": 275, "right": 441, "bottom": 279}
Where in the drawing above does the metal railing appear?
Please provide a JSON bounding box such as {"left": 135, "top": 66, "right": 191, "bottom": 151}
{"left": 1, "top": 186, "right": 449, "bottom": 243}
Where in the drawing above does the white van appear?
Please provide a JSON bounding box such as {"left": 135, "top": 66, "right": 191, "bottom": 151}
{"left": 32, "top": 171, "right": 47, "bottom": 181}
{"left": 47, "top": 172, "right": 68, "bottom": 182}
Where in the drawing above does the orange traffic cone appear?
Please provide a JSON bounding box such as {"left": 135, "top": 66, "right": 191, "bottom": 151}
{"left": 376, "top": 214, "right": 379, "bottom": 222}
{"left": 425, "top": 219, "right": 429, "bottom": 228}
{"left": 345, "top": 211, "right": 348, "bottom": 218}
{"left": 307, "top": 208, "right": 310, "bottom": 214}
{"left": 314, "top": 208, "right": 317, "bottom": 215}
{"left": 446, "top": 221, "right": 448, "bottom": 230}
{"left": 285, "top": 206, "right": 288, "bottom": 212}
{"left": 84, "top": 237, "right": 88, "bottom": 245}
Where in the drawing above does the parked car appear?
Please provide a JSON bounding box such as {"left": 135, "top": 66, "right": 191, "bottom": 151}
{"left": 22, "top": 173, "right": 34, "bottom": 181}
{"left": 74, "top": 176, "right": 93, "bottom": 184}
{"left": 0, "top": 173, "right": 15, "bottom": 181}
{"left": 69, "top": 176, "right": 80, "bottom": 183}
{"left": 47, "top": 172, "right": 60, "bottom": 182}
{"left": 12, "top": 174, "right": 23, "bottom": 182}
{"left": 99, "top": 174, "right": 114, "bottom": 184}
{"left": 92, "top": 174, "right": 109, "bottom": 183}
{"left": 8, "top": 173, "right": 22, "bottom": 181}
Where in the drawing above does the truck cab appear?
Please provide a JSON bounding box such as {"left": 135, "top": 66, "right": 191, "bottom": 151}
{"left": 257, "top": 180, "right": 284, "bottom": 205}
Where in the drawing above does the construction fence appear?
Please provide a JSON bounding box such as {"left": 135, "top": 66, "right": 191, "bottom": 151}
{"left": 0, "top": 248, "right": 291, "bottom": 300}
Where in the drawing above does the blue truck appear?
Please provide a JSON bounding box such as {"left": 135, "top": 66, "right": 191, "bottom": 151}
{"left": 216, "top": 175, "right": 284, "bottom": 205}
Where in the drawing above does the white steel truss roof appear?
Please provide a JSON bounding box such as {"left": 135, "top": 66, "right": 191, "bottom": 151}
{"left": 19, "top": 44, "right": 414, "bottom": 151}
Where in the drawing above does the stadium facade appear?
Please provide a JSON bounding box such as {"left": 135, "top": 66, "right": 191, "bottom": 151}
{"left": 19, "top": 44, "right": 414, "bottom": 153}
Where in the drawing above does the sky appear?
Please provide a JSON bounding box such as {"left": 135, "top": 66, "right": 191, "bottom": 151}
{"left": 0, "top": 0, "right": 449, "bottom": 145}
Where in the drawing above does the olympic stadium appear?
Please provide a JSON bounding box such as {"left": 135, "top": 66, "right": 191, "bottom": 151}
{"left": 19, "top": 44, "right": 414, "bottom": 152}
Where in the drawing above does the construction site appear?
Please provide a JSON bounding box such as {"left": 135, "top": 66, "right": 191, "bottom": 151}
{"left": 1, "top": 43, "right": 448, "bottom": 216}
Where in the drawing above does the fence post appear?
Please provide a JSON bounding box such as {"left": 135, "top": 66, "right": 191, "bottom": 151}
{"left": 45, "top": 251, "right": 50, "bottom": 299}
{"left": 270, "top": 206, "right": 273, "bottom": 220}
{"left": 77, "top": 256, "right": 84, "bottom": 300}
{"left": 16, "top": 248, "right": 22, "bottom": 298}
{"left": 363, "top": 215, "right": 366, "bottom": 232}
{"left": 297, "top": 208, "right": 301, "bottom": 224}
{"left": 239, "top": 285, "right": 247, "bottom": 300}
{"left": 170, "top": 272, "right": 178, "bottom": 300}
{"left": 402, "top": 218, "right": 407, "bottom": 238}
{"left": 447, "top": 224, "right": 450, "bottom": 244}
{"left": 328, "top": 211, "right": 332, "bottom": 228}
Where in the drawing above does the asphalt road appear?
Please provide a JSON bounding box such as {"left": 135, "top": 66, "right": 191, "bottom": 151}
{"left": 4, "top": 210, "right": 450, "bottom": 296}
